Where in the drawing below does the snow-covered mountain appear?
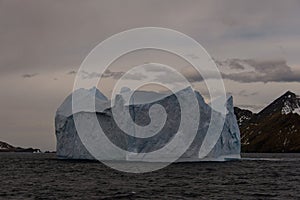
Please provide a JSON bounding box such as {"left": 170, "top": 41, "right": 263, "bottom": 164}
{"left": 234, "top": 91, "right": 300, "bottom": 152}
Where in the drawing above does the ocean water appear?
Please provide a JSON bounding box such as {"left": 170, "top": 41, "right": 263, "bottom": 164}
{"left": 0, "top": 153, "right": 300, "bottom": 199}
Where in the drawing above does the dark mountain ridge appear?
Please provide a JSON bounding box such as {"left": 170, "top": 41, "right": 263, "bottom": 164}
{"left": 235, "top": 91, "right": 300, "bottom": 153}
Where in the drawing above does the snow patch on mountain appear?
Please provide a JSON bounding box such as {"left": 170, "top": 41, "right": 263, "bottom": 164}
{"left": 281, "top": 94, "right": 300, "bottom": 116}
{"left": 293, "top": 108, "right": 300, "bottom": 115}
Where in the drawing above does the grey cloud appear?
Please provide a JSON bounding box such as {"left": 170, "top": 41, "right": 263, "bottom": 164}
{"left": 180, "top": 58, "right": 300, "bottom": 83}
{"left": 184, "top": 54, "right": 200, "bottom": 59}
{"left": 181, "top": 68, "right": 204, "bottom": 82}
{"left": 67, "top": 70, "right": 77, "bottom": 75}
{"left": 80, "top": 69, "right": 124, "bottom": 79}
{"left": 1, "top": 0, "right": 300, "bottom": 77}
{"left": 181, "top": 66, "right": 227, "bottom": 83}
{"left": 153, "top": 74, "right": 183, "bottom": 84}
{"left": 22, "top": 73, "right": 38, "bottom": 78}
{"left": 144, "top": 65, "right": 192, "bottom": 81}
{"left": 237, "top": 90, "right": 258, "bottom": 97}
{"left": 144, "top": 65, "right": 171, "bottom": 73}
{"left": 224, "top": 59, "right": 245, "bottom": 70}
{"left": 80, "top": 58, "right": 300, "bottom": 84}
{"left": 123, "top": 73, "right": 147, "bottom": 80}
{"left": 220, "top": 59, "right": 300, "bottom": 83}
{"left": 143, "top": 65, "right": 203, "bottom": 82}
{"left": 102, "top": 69, "right": 124, "bottom": 79}
{"left": 80, "top": 70, "right": 101, "bottom": 79}
{"left": 158, "top": 66, "right": 218, "bottom": 83}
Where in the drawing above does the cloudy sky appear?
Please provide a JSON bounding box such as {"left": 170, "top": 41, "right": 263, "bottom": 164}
{"left": 1, "top": 0, "right": 300, "bottom": 150}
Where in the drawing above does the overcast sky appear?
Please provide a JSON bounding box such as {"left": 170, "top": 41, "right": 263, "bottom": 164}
{"left": 1, "top": 0, "right": 300, "bottom": 150}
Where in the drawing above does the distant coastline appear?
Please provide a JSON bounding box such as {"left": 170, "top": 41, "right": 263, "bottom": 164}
{"left": 1, "top": 139, "right": 299, "bottom": 154}
{"left": 0, "top": 141, "right": 41, "bottom": 153}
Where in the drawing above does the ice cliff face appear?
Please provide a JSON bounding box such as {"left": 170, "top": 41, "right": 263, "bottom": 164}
{"left": 55, "top": 88, "right": 241, "bottom": 161}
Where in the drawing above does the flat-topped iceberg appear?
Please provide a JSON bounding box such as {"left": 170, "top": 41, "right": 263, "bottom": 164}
{"left": 55, "top": 87, "right": 241, "bottom": 161}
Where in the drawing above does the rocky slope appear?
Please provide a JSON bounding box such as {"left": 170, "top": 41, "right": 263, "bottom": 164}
{"left": 0, "top": 141, "right": 41, "bottom": 153}
{"left": 234, "top": 91, "right": 300, "bottom": 153}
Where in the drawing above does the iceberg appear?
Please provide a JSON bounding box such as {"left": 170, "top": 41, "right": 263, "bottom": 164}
{"left": 55, "top": 87, "right": 241, "bottom": 162}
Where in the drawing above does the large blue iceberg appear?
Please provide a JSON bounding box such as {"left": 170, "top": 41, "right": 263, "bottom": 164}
{"left": 55, "top": 87, "right": 241, "bottom": 162}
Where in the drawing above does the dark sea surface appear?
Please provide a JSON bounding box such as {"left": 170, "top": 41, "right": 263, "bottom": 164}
{"left": 0, "top": 153, "right": 300, "bottom": 200}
